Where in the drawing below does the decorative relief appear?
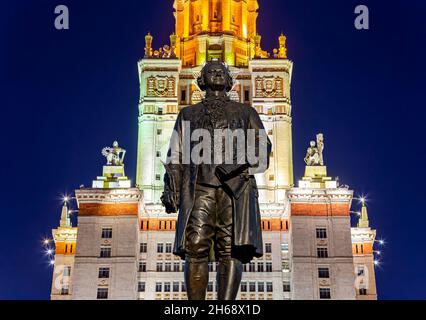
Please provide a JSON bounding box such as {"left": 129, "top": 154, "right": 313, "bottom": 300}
{"left": 146, "top": 76, "right": 176, "bottom": 97}
{"left": 254, "top": 76, "right": 284, "bottom": 98}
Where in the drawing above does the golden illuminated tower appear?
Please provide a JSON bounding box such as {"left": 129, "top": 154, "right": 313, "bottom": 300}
{"left": 50, "top": 203, "right": 77, "bottom": 300}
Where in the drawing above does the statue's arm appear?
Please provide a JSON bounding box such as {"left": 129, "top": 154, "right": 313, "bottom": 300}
{"left": 161, "top": 111, "right": 184, "bottom": 213}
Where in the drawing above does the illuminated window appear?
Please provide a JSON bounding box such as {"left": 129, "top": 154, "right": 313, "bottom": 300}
{"left": 269, "top": 175, "right": 275, "bottom": 181}
{"left": 63, "top": 266, "right": 71, "bottom": 277}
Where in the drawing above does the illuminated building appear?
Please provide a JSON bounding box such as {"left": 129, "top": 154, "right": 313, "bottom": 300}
{"left": 50, "top": 0, "right": 378, "bottom": 300}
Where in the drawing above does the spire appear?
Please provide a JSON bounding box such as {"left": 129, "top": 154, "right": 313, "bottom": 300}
{"left": 358, "top": 199, "right": 370, "bottom": 228}
{"left": 59, "top": 203, "right": 71, "bottom": 227}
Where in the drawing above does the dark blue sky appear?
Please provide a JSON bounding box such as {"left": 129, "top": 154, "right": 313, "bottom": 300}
{"left": 0, "top": 0, "right": 425, "bottom": 299}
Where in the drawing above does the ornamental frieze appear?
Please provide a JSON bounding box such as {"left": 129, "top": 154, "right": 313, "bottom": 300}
{"left": 146, "top": 75, "right": 176, "bottom": 97}
{"left": 255, "top": 76, "right": 284, "bottom": 98}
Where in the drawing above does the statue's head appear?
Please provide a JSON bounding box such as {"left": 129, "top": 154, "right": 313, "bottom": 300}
{"left": 197, "top": 59, "right": 233, "bottom": 93}
{"left": 113, "top": 141, "right": 119, "bottom": 148}
{"left": 310, "top": 141, "right": 316, "bottom": 147}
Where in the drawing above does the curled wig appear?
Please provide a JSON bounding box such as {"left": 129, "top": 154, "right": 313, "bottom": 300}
{"left": 197, "top": 60, "right": 234, "bottom": 92}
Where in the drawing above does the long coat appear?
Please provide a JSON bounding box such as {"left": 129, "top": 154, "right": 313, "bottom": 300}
{"left": 163, "top": 100, "right": 272, "bottom": 264}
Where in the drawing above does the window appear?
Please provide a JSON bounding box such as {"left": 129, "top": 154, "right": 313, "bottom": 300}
{"left": 173, "top": 282, "right": 180, "bottom": 292}
{"left": 318, "top": 267, "right": 330, "bottom": 278}
{"left": 156, "top": 151, "right": 161, "bottom": 157}
{"left": 155, "top": 282, "right": 162, "bottom": 292}
{"left": 249, "top": 282, "right": 256, "bottom": 292}
{"left": 140, "top": 243, "right": 147, "bottom": 253}
{"left": 157, "top": 129, "right": 162, "bottom": 135}
{"left": 63, "top": 266, "right": 71, "bottom": 277}
{"left": 319, "top": 288, "right": 331, "bottom": 299}
{"left": 265, "top": 243, "right": 272, "bottom": 253}
{"left": 269, "top": 175, "right": 275, "bottom": 181}
{"left": 158, "top": 107, "right": 163, "bottom": 115}
{"left": 97, "top": 288, "right": 108, "bottom": 299}
{"left": 173, "top": 262, "right": 180, "bottom": 272}
{"left": 359, "top": 288, "right": 367, "bottom": 295}
{"left": 317, "top": 248, "right": 328, "bottom": 258}
{"left": 156, "top": 174, "right": 161, "bottom": 181}
{"left": 181, "top": 281, "right": 186, "bottom": 292}
{"left": 138, "top": 262, "right": 146, "bottom": 272}
{"left": 181, "top": 89, "right": 186, "bottom": 102}
{"left": 266, "top": 282, "right": 273, "bottom": 292}
{"left": 98, "top": 267, "right": 110, "bottom": 278}
{"left": 207, "top": 282, "right": 213, "bottom": 292}
{"left": 156, "top": 262, "right": 163, "bottom": 272}
{"left": 165, "top": 262, "right": 171, "bottom": 272}
{"left": 249, "top": 262, "right": 255, "bottom": 272}
{"left": 241, "top": 282, "right": 247, "bottom": 292}
{"left": 100, "top": 247, "right": 111, "bottom": 258}
{"left": 164, "top": 282, "right": 171, "bottom": 292}
{"left": 138, "top": 281, "right": 146, "bottom": 292}
{"left": 208, "top": 262, "right": 214, "bottom": 272}
{"left": 268, "top": 129, "right": 273, "bottom": 135}
{"left": 357, "top": 266, "right": 365, "bottom": 276}
{"left": 316, "top": 228, "right": 327, "bottom": 239}
{"left": 266, "top": 262, "right": 272, "bottom": 272}
{"left": 257, "top": 262, "right": 264, "bottom": 272}
{"left": 283, "top": 282, "right": 290, "bottom": 292}
{"left": 101, "top": 227, "right": 112, "bottom": 239}
{"left": 157, "top": 243, "right": 164, "bottom": 253}
{"left": 165, "top": 243, "right": 172, "bottom": 253}
{"left": 244, "top": 89, "right": 250, "bottom": 102}
{"left": 257, "top": 282, "right": 264, "bottom": 292}
{"left": 281, "top": 243, "right": 289, "bottom": 252}
{"left": 61, "top": 285, "right": 69, "bottom": 295}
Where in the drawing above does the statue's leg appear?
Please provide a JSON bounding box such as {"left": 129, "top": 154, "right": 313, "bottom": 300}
{"left": 184, "top": 184, "right": 216, "bottom": 300}
{"left": 216, "top": 188, "right": 243, "bottom": 300}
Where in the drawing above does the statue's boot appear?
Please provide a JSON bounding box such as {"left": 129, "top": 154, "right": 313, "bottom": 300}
{"left": 216, "top": 257, "right": 243, "bottom": 300}
{"left": 184, "top": 258, "right": 209, "bottom": 300}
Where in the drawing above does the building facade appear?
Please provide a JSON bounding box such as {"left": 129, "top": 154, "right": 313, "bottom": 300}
{"left": 50, "top": 0, "right": 378, "bottom": 300}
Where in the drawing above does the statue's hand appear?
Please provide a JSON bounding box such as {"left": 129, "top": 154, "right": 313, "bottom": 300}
{"left": 161, "top": 190, "right": 179, "bottom": 214}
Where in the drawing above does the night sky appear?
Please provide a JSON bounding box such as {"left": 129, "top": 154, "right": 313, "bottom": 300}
{"left": 0, "top": 0, "right": 425, "bottom": 300}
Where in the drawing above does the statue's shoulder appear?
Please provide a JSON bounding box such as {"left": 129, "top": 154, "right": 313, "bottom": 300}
{"left": 178, "top": 103, "right": 204, "bottom": 119}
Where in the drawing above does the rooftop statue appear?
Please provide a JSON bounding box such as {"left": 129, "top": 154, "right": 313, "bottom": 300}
{"left": 101, "top": 141, "right": 126, "bottom": 166}
{"left": 304, "top": 133, "right": 324, "bottom": 166}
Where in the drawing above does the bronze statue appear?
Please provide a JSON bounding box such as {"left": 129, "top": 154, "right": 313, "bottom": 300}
{"left": 161, "top": 60, "right": 272, "bottom": 300}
